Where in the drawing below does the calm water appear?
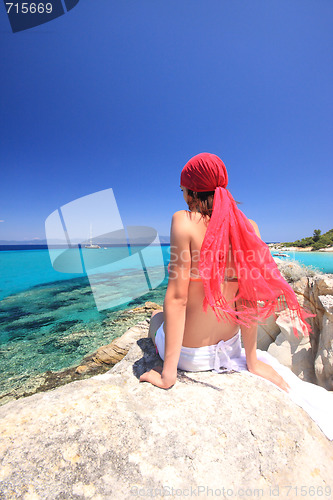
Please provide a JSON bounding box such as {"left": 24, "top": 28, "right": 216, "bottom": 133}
{"left": 0, "top": 245, "right": 332, "bottom": 405}
{"left": 0, "top": 246, "right": 169, "bottom": 404}
{"left": 271, "top": 250, "right": 333, "bottom": 273}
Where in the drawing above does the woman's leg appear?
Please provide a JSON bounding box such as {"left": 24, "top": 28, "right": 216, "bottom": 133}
{"left": 148, "top": 310, "right": 164, "bottom": 347}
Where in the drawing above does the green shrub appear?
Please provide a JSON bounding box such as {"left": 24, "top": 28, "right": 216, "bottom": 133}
{"left": 313, "top": 229, "right": 321, "bottom": 242}
{"left": 282, "top": 228, "right": 332, "bottom": 249}
{"left": 281, "top": 242, "right": 295, "bottom": 247}
{"left": 312, "top": 235, "right": 332, "bottom": 250}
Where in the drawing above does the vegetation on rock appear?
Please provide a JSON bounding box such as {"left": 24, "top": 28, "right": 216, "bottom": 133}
{"left": 275, "top": 259, "right": 321, "bottom": 283}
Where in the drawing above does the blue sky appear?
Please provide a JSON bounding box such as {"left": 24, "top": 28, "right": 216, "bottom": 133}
{"left": 0, "top": 0, "right": 332, "bottom": 243}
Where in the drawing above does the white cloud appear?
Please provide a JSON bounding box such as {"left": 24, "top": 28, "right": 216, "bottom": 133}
{"left": 0, "top": 220, "right": 4, "bottom": 222}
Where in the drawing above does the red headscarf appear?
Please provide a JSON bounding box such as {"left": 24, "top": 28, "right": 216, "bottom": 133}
{"left": 180, "top": 153, "right": 314, "bottom": 337}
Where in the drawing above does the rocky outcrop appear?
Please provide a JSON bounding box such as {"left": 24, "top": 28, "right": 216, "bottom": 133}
{"left": 267, "top": 313, "right": 316, "bottom": 384}
{"left": 0, "top": 336, "right": 332, "bottom": 499}
{"left": 315, "top": 294, "right": 333, "bottom": 390}
{"left": 292, "top": 274, "right": 333, "bottom": 389}
{"left": 256, "top": 266, "right": 333, "bottom": 390}
{"left": 257, "top": 314, "right": 281, "bottom": 350}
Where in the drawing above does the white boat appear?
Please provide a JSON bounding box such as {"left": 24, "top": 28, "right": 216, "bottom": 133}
{"left": 84, "top": 223, "right": 101, "bottom": 249}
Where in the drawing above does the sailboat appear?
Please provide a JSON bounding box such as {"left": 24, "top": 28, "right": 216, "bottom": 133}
{"left": 84, "top": 223, "right": 101, "bottom": 249}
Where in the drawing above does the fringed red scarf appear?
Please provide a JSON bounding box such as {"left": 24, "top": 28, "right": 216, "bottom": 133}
{"left": 180, "top": 152, "right": 314, "bottom": 337}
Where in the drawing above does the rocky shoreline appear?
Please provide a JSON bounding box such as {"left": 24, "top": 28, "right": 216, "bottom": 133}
{"left": 1, "top": 263, "right": 332, "bottom": 407}
{"left": 269, "top": 243, "right": 333, "bottom": 252}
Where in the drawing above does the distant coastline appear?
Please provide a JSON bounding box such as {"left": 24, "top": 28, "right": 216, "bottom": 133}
{"left": 272, "top": 229, "right": 333, "bottom": 252}
{"left": 2, "top": 242, "right": 333, "bottom": 252}
{"left": 1, "top": 231, "right": 333, "bottom": 254}
{"left": 269, "top": 245, "right": 333, "bottom": 253}
{"left": 0, "top": 241, "right": 283, "bottom": 251}
{"left": 0, "top": 242, "right": 171, "bottom": 251}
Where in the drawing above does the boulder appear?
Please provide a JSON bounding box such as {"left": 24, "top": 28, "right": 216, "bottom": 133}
{"left": 314, "top": 295, "right": 333, "bottom": 390}
{"left": 257, "top": 314, "right": 280, "bottom": 350}
{"left": 267, "top": 312, "right": 316, "bottom": 384}
{"left": 314, "top": 277, "right": 333, "bottom": 298}
{"left": 0, "top": 336, "right": 332, "bottom": 499}
{"left": 265, "top": 269, "right": 333, "bottom": 389}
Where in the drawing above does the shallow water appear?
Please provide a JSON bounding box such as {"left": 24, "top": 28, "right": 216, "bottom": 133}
{"left": 0, "top": 246, "right": 169, "bottom": 404}
{"left": 276, "top": 251, "right": 333, "bottom": 273}
{"left": 0, "top": 275, "right": 167, "bottom": 404}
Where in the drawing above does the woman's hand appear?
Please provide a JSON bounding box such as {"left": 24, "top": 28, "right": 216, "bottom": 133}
{"left": 248, "top": 360, "right": 291, "bottom": 393}
{"left": 139, "top": 365, "right": 177, "bottom": 390}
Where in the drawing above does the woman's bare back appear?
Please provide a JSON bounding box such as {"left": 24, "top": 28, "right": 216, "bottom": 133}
{"left": 181, "top": 210, "right": 241, "bottom": 348}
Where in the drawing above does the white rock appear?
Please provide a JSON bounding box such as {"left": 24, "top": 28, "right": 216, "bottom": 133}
{"left": 267, "top": 312, "right": 316, "bottom": 383}
{"left": 0, "top": 337, "right": 331, "bottom": 499}
{"left": 257, "top": 314, "right": 280, "bottom": 350}
{"left": 315, "top": 295, "right": 333, "bottom": 390}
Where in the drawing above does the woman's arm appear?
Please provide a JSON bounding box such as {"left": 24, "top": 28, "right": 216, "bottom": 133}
{"left": 239, "top": 318, "right": 290, "bottom": 392}
{"left": 238, "top": 219, "right": 290, "bottom": 392}
{"left": 140, "top": 211, "right": 191, "bottom": 389}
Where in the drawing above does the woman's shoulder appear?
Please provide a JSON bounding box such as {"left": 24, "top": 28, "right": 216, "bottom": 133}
{"left": 169, "top": 211, "right": 194, "bottom": 244}
{"left": 171, "top": 210, "right": 204, "bottom": 225}
{"left": 171, "top": 210, "right": 196, "bottom": 222}
{"left": 172, "top": 210, "right": 189, "bottom": 218}
{"left": 171, "top": 212, "right": 261, "bottom": 238}
{"left": 170, "top": 210, "right": 200, "bottom": 234}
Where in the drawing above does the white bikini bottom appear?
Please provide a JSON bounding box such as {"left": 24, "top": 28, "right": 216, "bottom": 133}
{"left": 155, "top": 323, "right": 243, "bottom": 373}
{"left": 154, "top": 322, "right": 333, "bottom": 440}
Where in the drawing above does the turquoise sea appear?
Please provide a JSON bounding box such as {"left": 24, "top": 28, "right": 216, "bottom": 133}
{"left": 0, "top": 245, "right": 332, "bottom": 405}
{"left": 271, "top": 250, "right": 333, "bottom": 274}
{"left": 0, "top": 245, "right": 169, "bottom": 404}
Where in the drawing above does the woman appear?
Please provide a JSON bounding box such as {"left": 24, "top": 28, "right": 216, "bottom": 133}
{"left": 139, "top": 153, "right": 312, "bottom": 392}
